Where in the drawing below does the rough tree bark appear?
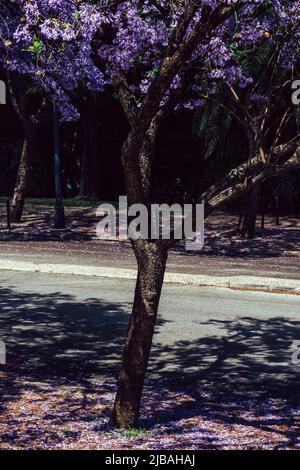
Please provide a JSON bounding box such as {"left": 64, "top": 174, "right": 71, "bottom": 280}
{"left": 10, "top": 120, "right": 37, "bottom": 223}
{"left": 112, "top": 99, "right": 169, "bottom": 429}
{"left": 239, "top": 185, "right": 260, "bottom": 239}
{"left": 113, "top": 239, "right": 168, "bottom": 428}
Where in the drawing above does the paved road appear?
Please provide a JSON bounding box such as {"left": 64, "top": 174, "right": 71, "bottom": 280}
{"left": 1, "top": 270, "right": 300, "bottom": 397}
{"left": 1, "top": 240, "right": 300, "bottom": 279}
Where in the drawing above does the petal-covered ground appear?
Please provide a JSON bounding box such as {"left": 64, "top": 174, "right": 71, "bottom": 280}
{"left": 0, "top": 372, "right": 299, "bottom": 450}
{"left": 0, "top": 204, "right": 300, "bottom": 259}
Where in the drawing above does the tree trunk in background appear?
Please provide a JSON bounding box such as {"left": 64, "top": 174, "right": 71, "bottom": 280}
{"left": 8, "top": 73, "right": 48, "bottom": 223}
{"left": 10, "top": 122, "right": 36, "bottom": 223}
{"left": 0, "top": 143, "right": 11, "bottom": 195}
{"left": 239, "top": 185, "right": 260, "bottom": 239}
{"left": 80, "top": 92, "right": 99, "bottom": 199}
{"left": 112, "top": 240, "right": 168, "bottom": 429}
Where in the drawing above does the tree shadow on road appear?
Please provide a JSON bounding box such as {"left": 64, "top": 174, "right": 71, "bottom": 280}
{"left": 151, "top": 315, "right": 300, "bottom": 396}
{"left": 145, "top": 315, "right": 300, "bottom": 448}
{"left": 0, "top": 286, "right": 133, "bottom": 377}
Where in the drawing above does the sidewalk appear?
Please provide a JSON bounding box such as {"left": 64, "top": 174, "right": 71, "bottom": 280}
{"left": 0, "top": 204, "right": 299, "bottom": 294}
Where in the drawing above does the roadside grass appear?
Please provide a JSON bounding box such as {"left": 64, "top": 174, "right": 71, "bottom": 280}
{"left": 0, "top": 197, "right": 227, "bottom": 216}
{"left": 120, "top": 428, "right": 144, "bottom": 438}
{"left": 0, "top": 197, "right": 118, "bottom": 208}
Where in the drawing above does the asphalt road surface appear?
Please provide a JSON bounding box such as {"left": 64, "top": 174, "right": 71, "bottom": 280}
{"left": 1, "top": 270, "right": 300, "bottom": 398}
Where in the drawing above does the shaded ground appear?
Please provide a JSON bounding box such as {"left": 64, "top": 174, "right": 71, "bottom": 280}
{"left": 0, "top": 274, "right": 300, "bottom": 450}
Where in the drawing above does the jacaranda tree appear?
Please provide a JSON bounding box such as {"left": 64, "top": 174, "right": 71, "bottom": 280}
{"left": 2, "top": 0, "right": 300, "bottom": 428}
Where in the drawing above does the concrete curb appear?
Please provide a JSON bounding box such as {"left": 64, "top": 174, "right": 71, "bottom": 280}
{"left": 0, "top": 259, "right": 299, "bottom": 295}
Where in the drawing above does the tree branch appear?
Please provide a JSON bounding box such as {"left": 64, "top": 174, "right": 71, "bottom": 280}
{"left": 112, "top": 76, "right": 137, "bottom": 126}
{"left": 202, "top": 144, "right": 300, "bottom": 216}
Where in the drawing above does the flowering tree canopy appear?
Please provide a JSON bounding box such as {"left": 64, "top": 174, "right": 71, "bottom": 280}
{"left": 1, "top": 0, "right": 300, "bottom": 118}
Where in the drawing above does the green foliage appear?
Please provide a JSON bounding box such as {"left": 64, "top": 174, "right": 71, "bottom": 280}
{"left": 25, "top": 37, "right": 43, "bottom": 55}
{"left": 0, "top": 197, "right": 118, "bottom": 208}
{"left": 195, "top": 100, "right": 234, "bottom": 161}
{"left": 121, "top": 428, "right": 143, "bottom": 438}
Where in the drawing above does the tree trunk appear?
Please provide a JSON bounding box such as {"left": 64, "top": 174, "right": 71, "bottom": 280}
{"left": 10, "top": 122, "right": 36, "bottom": 223}
{"left": 112, "top": 240, "right": 168, "bottom": 429}
{"left": 239, "top": 185, "right": 260, "bottom": 239}
{"left": 79, "top": 92, "right": 99, "bottom": 199}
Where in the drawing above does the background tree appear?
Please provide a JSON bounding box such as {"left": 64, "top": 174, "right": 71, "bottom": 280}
{"left": 7, "top": 74, "right": 48, "bottom": 222}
